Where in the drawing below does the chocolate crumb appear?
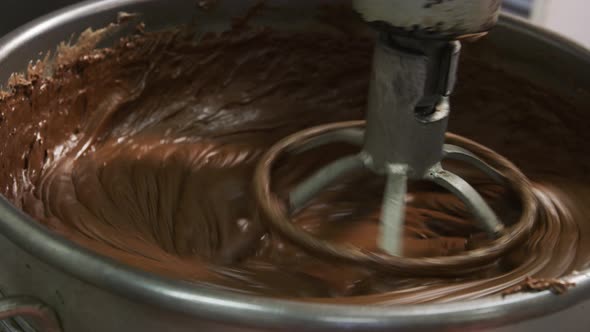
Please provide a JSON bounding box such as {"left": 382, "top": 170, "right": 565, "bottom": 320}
{"left": 502, "top": 277, "right": 576, "bottom": 296}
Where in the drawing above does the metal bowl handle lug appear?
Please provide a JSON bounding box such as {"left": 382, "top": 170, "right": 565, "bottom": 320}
{"left": 0, "top": 296, "right": 62, "bottom": 332}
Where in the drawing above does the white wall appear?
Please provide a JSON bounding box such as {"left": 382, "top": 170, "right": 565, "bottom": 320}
{"left": 531, "top": 0, "right": 590, "bottom": 48}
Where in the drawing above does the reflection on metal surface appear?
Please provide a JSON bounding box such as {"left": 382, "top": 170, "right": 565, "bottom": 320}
{"left": 0, "top": 291, "right": 34, "bottom": 332}
{"left": 0, "top": 317, "right": 35, "bottom": 332}
{"left": 0, "top": 295, "right": 61, "bottom": 332}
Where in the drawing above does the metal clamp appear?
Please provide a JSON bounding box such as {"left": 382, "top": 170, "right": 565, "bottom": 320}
{"left": 0, "top": 297, "right": 61, "bottom": 332}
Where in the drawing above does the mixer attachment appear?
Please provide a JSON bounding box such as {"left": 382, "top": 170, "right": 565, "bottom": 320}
{"left": 288, "top": 132, "right": 505, "bottom": 256}
{"left": 253, "top": 32, "right": 537, "bottom": 275}
{"left": 254, "top": 121, "right": 536, "bottom": 276}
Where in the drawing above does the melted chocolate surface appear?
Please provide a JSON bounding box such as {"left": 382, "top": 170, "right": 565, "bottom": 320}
{"left": 1, "top": 20, "right": 589, "bottom": 304}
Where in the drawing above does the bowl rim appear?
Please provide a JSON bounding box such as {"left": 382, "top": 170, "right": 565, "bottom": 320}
{"left": 1, "top": 1, "right": 590, "bottom": 330}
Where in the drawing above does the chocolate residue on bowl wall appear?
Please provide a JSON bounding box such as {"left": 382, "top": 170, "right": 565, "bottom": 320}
{"left": 0, "top": 13, "right": 589, "bottom": 304}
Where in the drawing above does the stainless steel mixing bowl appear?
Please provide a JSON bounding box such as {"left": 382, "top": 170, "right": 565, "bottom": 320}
{"left": 0, "top": 1, "right": 589, "bottom": 331}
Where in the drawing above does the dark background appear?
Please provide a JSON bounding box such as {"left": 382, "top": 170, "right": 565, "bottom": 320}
{"left": 0, "top": 0, "right": 80, "bottom": 36}
{"left": 0, "top": 0, "right": 532, "bottom": 37}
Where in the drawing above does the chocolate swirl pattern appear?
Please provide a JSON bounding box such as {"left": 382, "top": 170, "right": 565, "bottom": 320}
{"left": 0, "top": 24, "right": 587, "bottom": 304}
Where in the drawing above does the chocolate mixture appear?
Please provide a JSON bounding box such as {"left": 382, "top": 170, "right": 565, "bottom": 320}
{"left": 0, "top": 18, "right": 589, "bottom": 304}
